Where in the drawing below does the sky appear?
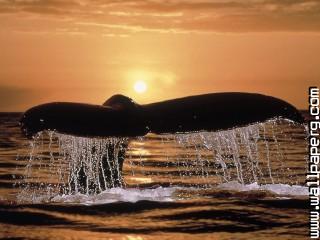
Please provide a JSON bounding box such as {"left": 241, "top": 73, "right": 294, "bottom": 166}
{"left": 0, "top": 0, "right": 320, "bottom": 111}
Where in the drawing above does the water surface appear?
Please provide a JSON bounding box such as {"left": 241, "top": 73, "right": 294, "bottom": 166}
{"left": 0, "top": 113, "right": 308, "bottom": 240}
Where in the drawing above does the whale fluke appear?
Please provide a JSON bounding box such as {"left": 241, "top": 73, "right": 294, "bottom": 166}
{"left": 20, "top": 92, "right": 304, "bottom": 138}
{"left": 20, "top": 92, "right": 304, "bottom": 193}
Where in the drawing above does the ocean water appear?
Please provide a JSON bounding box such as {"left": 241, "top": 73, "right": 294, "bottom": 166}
{"left": 0, "top": 112, "right": 309, "bottom": 240}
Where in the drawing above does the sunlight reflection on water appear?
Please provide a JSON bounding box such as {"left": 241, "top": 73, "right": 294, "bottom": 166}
{"left": 0, "top": 113, "right": 309, "bottom": 240}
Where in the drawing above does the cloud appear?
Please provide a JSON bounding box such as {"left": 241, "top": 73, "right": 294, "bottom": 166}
{"left": 0, "top": 0, "right": 320, "bottom": 33}
{"left": 77, "top": 21, "right": 196, "bottom": 34}
{"left": 0, "top": 0, "right": 80, "bottom": 14}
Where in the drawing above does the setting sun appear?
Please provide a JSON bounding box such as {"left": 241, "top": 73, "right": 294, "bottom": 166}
{"left": 134, "top": 80, "right": 147, "bottom": 94}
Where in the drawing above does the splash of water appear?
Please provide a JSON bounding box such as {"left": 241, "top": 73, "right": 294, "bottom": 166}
{"left": 125, "top": 118, "right": 307, "bottom": 187}
{"left": 17, "top": 133, "right": 128, "bottom": 201}
{"left": 51, "top": 186, "right": 177, "bottom": 204}
{"left": 216, "top": 181, "right": 308, "bottom": 196}
{"left": 58, "top": 134, "right": 128, "bottom": 194}
{"left": 16, "top": 117, "right": 307, "bottom": 203}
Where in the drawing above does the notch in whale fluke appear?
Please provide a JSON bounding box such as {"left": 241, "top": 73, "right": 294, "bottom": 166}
{"left": 20, "top": 92, "right": 305, "bottom": 138}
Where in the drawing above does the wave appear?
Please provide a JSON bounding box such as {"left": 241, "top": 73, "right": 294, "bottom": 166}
{"left": 46, "top": 181, "right": 308, "bottom": 205}
{"left": 51, "top": 187, "right": 177, "bottom": 205}
{"left": 217, "top": 181, "right": 308, "bottom": 196}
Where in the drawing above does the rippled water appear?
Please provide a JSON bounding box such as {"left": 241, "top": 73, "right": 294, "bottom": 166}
{"left": 0, "top": 113, "right": 309, "bottom": 240}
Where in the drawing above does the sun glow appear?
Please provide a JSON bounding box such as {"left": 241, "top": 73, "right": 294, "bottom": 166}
{"left": 134, "top": 80, "right": 147, "bottom": 93}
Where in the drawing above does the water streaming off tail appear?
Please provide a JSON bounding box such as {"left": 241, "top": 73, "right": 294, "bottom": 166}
{"left": 17, "top": 134, "right": 128, "bottom": 202}
{"left": 125, "top": 118, "right": 307, "bottom": 188}
{"left": 16, "top": 118, "right": 307, "bottom": 202}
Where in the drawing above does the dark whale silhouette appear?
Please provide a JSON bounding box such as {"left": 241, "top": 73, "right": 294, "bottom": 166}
{"left": 20, "top": 92, "right": 304, "bottom": 193}
{"left": 20, "top": 92, "right": 304, "bottom": 138}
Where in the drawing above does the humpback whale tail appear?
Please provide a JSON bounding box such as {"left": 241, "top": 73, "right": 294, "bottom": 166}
{"left": 19, "top": 92, "right": 304, "bottom": 193}
{"left": 20, "top": 92, "right": 304, "bottom": 138}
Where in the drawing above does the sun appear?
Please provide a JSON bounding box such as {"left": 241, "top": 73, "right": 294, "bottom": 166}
{"left": 134, "top": 80, "right": 147, "bottom": 93}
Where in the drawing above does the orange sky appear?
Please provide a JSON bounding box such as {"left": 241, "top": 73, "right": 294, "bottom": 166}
{"left": 0, "top": 0, "right": 320, "bottom": 111}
